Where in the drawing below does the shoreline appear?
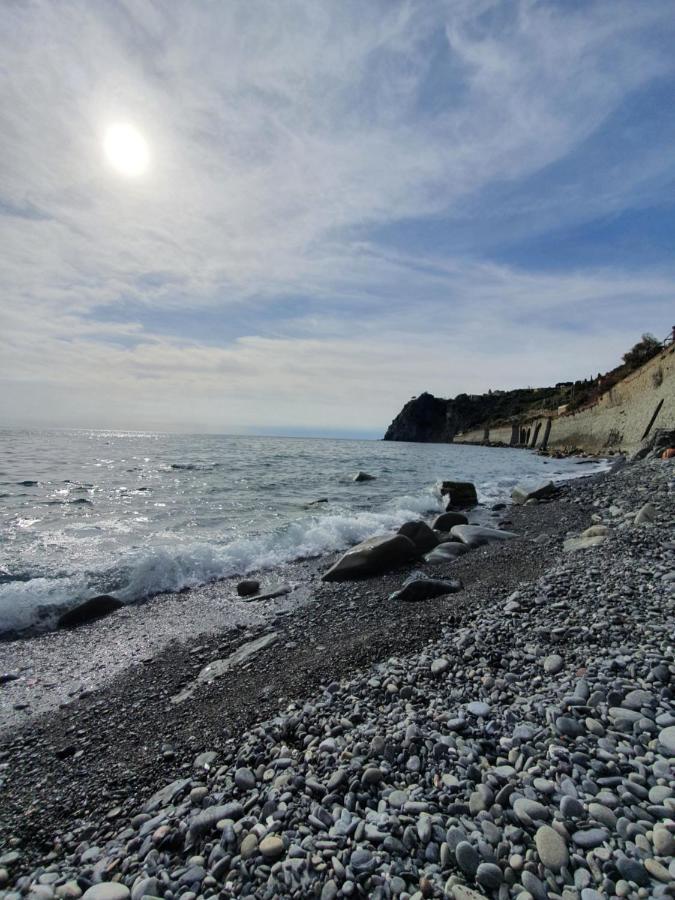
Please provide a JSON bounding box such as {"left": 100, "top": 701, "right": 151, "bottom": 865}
{"left": 0, "top": 456, "right": 605, "bottom": 733}
{"left": 1, "top": 456, "right": 672, "bottom": 899}
{"left": 2, "top": 470, "right": 599, "bottom": 863}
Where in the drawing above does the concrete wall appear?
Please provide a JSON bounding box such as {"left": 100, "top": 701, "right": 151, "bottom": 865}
{"left": 546, "top": 344, "right": 675, "bottom": 452}
{"left": 489, "top": 424, "right": 517, "bottom": 445}
{"left": 452, "top": 344, "right": 674, "bottom": 454}
{"left": 454, "top": 427, "right": 488, "bottom": 444}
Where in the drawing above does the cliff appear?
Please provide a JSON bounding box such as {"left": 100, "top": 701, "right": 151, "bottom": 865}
{"left": 383, "top": 387, "right": 561, "bottom": 443}
{"left": 385, "top": 342, "right": 675, "bottom": 454}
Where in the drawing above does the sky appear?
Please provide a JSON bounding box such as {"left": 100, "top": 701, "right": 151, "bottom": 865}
{"left": 1, "top": 0, "right": 674, "bottom": 438}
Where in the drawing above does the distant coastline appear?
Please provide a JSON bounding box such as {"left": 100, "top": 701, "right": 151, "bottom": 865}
{"left": 385, "top": 339, "right": 674, "bottom": 455}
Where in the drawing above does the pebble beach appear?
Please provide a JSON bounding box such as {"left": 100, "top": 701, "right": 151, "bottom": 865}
{"left": 0, "top": 454, "right": 673, "bottom": 900}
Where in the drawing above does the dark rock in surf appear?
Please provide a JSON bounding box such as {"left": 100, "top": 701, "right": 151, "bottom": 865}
{"left": 432, "top": 511, "right": 468, "bottom": 531}
{"left": 236, "top": 580, "right": 260, "bottom": 597}
{"left": 389, "top": 571, "right": 462, "bottom": 602}
{"left": 322, "top": 534, "right": 418, "bottom": 582}
{"left": 57, "top": 595, "right": 124, "bottom": 629}
{"left": 511, "top": 481, "right": 556, "bottom": 505}
{"left": 397, "top": 521, "right": 438, "bottom": 554}
{"left": 440, "top": 481, "right": 478, "bottom": 508}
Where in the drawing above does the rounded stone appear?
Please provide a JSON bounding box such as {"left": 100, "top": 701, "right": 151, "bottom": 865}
{"left": 543, "top": 654, "right": 564, "bottom": 675}
{"left": 513, "top": 797, "right": 550, "bottom": 824}
{"left": 535, "top": 825, "right": 569, "bottom": 872}
{"left": 657, "top": 725, "right": 675, "bottom": 754}
{"left": 455, "top": 841, "right": 480, "bottom": 876}
{"left": 476, "top": 862, "right": 502, "bottom": 889}
{"left": 258, "top": 835, "right": 285, "bottom": 860}
{"left": 572, "top": 828, "right": 609, "bottom": 849}
{"left": 234, "top": 767, "right": 256, "bottom": 791}
{"left": 82, "top": 887, "right": 130, "bottom": 900}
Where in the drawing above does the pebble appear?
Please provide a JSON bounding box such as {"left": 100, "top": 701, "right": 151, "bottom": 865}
{"left": 543, "top": 654, "right": 564, "bottom": 674}
{"left": 258, "top": 835, "right": 285, "bottom": 860}
{"left": 81, "top": 887, "right": 130, "bottom": 900}
{"left": 534, "top": 824, "right": 569, "bottom": 871}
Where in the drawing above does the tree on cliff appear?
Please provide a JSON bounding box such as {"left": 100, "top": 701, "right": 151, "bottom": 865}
{"left": 622, "top": 333, "right": 661, "bottom": 371}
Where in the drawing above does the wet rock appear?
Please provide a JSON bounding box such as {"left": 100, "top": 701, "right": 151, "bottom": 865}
{"left": 512, "top": 481, "right": 556, "bottom": 505}
{"left": 397, "top": 521, "right": 439, "bottom": 554}
{"left": 451, "top": 525, "right": 518, "bottom": 547}
{"left": 389, "top": 571, "right": 462, "bottom": 602}
{"left": 236, "top": 580, "right": 260, "bottom": 597}
{"left": 57, "top": 595, "right": 124, "bottom": 628}
{"left": 322, "top": 533, "right": 418, "bottom": 581}
{"left": 431, "top": 511, "right": 468, "bottom": 531}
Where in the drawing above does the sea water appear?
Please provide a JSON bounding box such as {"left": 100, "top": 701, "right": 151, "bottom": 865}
{"left": 0, "top": 428, "right": 608, "bottom": 634}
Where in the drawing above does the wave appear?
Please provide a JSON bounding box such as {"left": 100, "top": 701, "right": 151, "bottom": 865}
{"left": 0, "top": 485, "right": 444, "bottom": 636}
{"left": 0, "top": 459, "right": 609, "bottom": 638}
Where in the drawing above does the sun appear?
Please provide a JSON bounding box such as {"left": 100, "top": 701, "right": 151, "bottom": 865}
{"left": 103, "top": 123, "right": 150, "bottom": 177}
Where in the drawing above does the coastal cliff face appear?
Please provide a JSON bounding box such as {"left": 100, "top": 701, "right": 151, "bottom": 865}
{"left": 389, "top": 343, "right": 675, "bottom": 454}
{"left": 383, "top": 387, "right": 559, "bottom": 443}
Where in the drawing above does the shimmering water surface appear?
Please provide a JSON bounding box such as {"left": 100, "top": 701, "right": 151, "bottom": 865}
{"left": 0, "top": 428, "right": 607, "bottom": 633}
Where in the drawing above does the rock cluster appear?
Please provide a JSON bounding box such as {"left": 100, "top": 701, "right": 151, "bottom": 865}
{"left": 2, "top": 457, "right": 673, "bottom": 900}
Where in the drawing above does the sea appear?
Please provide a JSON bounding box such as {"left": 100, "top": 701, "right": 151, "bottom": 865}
{"left": 0, "top": 428, "right": 609, "bottom": 636}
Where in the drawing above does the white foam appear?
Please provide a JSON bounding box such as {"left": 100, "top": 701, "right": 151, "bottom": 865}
{"left": 0, "top": 485, "right": 444, "bottom": 634}
{"left": 0, "top": 461, "right": 609, "bottom": 636}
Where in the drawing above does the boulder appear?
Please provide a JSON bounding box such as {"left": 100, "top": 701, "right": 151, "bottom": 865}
{"left": 440, "top": 481, "right": 478, "bottom": 508}
{"left": 432, "top": 511, "right": 468, "bottom": 531}
{"left": 450, "top": 525, "right": 518, "bottom": 547}
{"left": 236, "top": 579, "right": 260, "bottom": 597}
{"left": 321, "top": 533, "right": 418, "bottom": 582}
{"left": 353, "top": 471, "right": 376, "bottom": 482}
{"left": 389, "top": 570, "right": 462, "bottom": 602}
{"left": 397, "top": 521, "right": 438, "bottom": 554}
{"left": 511, "top": 481, "right": 556, "bottom": 505}
{"left": 631, "top": 428, "right": 675, "bottom": 461}
{"left": 57, "top": 595, "right": 124, "bottom": 629}
{"left": 424, "top": 543, "right": 471, "bottom": 562}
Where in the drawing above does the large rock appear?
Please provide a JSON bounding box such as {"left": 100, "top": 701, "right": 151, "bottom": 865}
{"left": 425, "top": 543, "right": 471, "bottom": 562}
{"left": 389, "top": 570, "right": 462, "bottom": 602}
{"left": 631, "top": 428, "right": 675, "bottom": 461}
{"left": 450, "top": 525, "right": 518, "bottom": 547}
{"left": 57, "top": 595, "right": 124, "bottom": 629}
{"left": 441, "top": 481, "right": 478, "bottom": 508}
{"left": 398, "top": 520, "right": 438, "bottom": 554}
{"left": 321, "top": 534, "right": 418, "bottom": 582}
{"left": 432, "top": 511, "right": 468, "bottom": 531}
{"left": 563, "top": 534, "right": 606, "bottom": 552}
{"left": 353, "top": 471, "right": 376, "bottom": 482}
{"left": 511, "top": 481, "right": 556, "bottom": 505}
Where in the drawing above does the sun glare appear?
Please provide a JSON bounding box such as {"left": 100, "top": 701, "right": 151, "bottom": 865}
{"left": 103, "top": 123, "right": 150, "bottom": 177}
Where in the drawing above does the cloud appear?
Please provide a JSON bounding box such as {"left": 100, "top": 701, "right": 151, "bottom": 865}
{"left": 0, "top": 0, "right": 674, "bottom": 432}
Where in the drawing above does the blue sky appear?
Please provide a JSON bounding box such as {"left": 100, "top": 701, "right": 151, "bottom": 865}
{"left": 1, "top": 0, "right": 674, "bottom": 436}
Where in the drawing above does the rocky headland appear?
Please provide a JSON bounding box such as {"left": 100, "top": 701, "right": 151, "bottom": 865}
{"left": 384, "top": 340, "right": 674, "bottom": 456}
{"left": 0, "top": 450, "right": 673, "bottom": 900}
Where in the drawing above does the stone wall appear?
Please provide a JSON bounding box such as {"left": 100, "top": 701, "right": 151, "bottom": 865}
{"left": 546, "top": 344, "right": 674, "bottom": 453}
{"left": 453, "top": 344, "right": 674, "bottom": 454}
{"left": 454, "top": 426, "right": 488, "bottom": 444}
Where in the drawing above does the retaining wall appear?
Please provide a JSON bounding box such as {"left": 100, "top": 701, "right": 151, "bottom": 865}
{"left": 453, "top": 344, "right": 674, "bottom": 454}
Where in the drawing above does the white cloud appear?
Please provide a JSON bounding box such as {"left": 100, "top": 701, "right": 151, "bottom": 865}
{"left": 0, "top": 0, "right": 674, "bottom": 431}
